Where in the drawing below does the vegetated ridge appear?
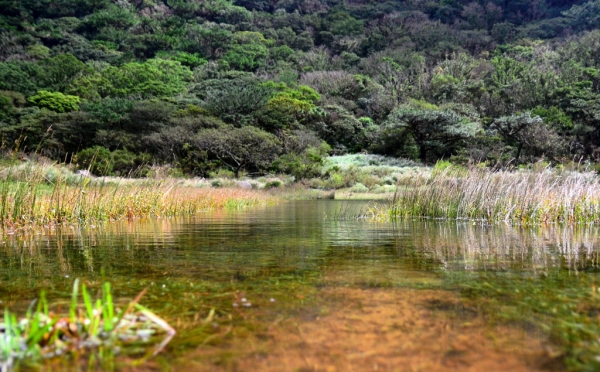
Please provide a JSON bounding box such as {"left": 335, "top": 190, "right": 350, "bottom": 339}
{"left": 0, "top": 0, "right": 600, "bottom": 178}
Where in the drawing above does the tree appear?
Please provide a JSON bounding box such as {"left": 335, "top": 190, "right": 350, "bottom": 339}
{"left": 0, "top": 62, "right": 40, "bottom": 95}
{"left": 386, "top": 107, "right": 479, "bottom": 164}
{"left": 222, "top": 43, "right": 268, "bottom": 71}
{"left": 195, "top": 125, "right": 281, "bottom": 177}
{"left": 102, "top": 59, "right": 193, "bottom": 97}
{"left": 38, "top": 53, "right": 91, "bottom": 92}
{"left": 28, "top": 91, "right": 81, "bottom": 113}
{"left": 202, "top": 79, "right": 273, "bottom": 124}
{"left": 488, "top": 112, "right": 561, "bottom": 162}
{"left": 563, "top": 0, "right": 600, "bottom": 32}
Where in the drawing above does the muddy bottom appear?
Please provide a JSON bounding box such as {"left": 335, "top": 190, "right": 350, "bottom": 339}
{"left": 156, "top": 287, "right": 561, "bottom": 372}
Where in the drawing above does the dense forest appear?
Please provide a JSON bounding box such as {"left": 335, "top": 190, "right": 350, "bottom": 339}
{"left": 1, "top": 0, "right": 600, "bottom": 177}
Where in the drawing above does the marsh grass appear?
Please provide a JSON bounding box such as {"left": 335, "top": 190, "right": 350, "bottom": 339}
{"left": 375, "top": 166, "right": 600, "bottom": 224}
{"left": 0, "top": 279, "right": 174, "bottom": 371}
{"left": 0, "top": 162, "right": 274, "bottom": 231}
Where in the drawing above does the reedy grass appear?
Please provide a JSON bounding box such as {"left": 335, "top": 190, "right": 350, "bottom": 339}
{"left": 0, "top": 162, "right": 275, "bottom": 231}
{"left": 0, "top": 279, "right": 174, "bottom": 371}
{"left": 373, "top": 166, "right": 600, "bottom": 225}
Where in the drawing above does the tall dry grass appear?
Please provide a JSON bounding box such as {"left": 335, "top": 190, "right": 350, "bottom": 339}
{"left": 376, "top": 166, "right": 600, "bottom": 224}
{"left": 0, "top": 162, "right": 274, "bottom": 231}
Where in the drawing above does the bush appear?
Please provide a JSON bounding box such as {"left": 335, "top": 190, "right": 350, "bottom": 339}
{"left": 73, "top": 147, "right": 150, "bottom": 176}
{"left": 111, "top": 149, "right": 151, "bottom": 176}
{"left": 73, "top": 146, "right": 113, "bottom": 176}
{"left": 28, "top": 91, "right": 81, "bottom": 113}
{"left": 264, "top": 180, "right": 282, "bottom": 188}
{"left": 350, "top": 182, "right": 369, "bottom": 192}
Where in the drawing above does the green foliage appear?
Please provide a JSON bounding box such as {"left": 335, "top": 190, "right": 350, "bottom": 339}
{"left": 0, "top": 94, "right": 13, "bottom": 124}
{"left": 28, "top": 91, "right": 81, "bottom": 113}
{"left": 203, "top": 79, "right": 273, "bottom": 124}
{"left": 272, "top": 142, "right": 331, "bottom": 180}
{"left": 222, "top": 43, "right": 268, "bottom": 71}
{"left": 195, "top": 126, "right": 282, "bottom": 177}
{"left": 73, "top": 145, "right": 113, "bottom": 176}
{"left": 73, "top": 146, "right": 150, "bottom": 176}
{"left": 386, "top": 108, "right": 479, "bottom": 164}
{"left": 258, "top": 82, "right": 321, "bottom": 130}
{"left": 38, "top": 53, "right": 91, "bottom": 92}
{"left": 0, "top": 90, "right": 25, "bottom": 125}
{"left": 157, "top": 51, "right": 208, "bottom": 68}
{"left": 102, "top": 59, "right": 192, "bottom": 97}
{"left": 531, "top": 106, "right": 573, "bottom": 131}
{"left": 82, "top": 4, "right": 138, "bottom": 32}
{"left": 0, "top": 62, "right": 40, "bottom": 95}
{"left": 4, "top": 0, "right": 600, "bottom": 175}
{"left": 563, "top": 0, "right": 600, "bottom": 31}
{"left": 326, "top": 10, "right": 364, "bottom": 36}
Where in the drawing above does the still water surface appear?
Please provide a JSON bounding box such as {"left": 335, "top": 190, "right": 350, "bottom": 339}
{"left": 2, "top": 200, "right": 600, "bottom": 371}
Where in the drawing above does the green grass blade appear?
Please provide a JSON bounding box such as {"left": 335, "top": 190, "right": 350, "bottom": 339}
{"left": 82, "top": 284, "right": 94, "bottom": 320}
{"left": 70, "top": 279, "right": 80, "bottom": 323}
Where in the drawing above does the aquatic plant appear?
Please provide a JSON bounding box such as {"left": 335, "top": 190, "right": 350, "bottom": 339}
{"left": 0, "top": 162, "right": 275, "bottom": 231}
{"left": 0, "top": 279, "right": 174, "bottom": 370}
{"left": 374, "top": 165, "right": 600, "bottom": 224}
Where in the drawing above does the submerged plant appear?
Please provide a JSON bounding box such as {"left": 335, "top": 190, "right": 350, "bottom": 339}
{"left": 0, "top": 280, "right": 174, "bottom": 371}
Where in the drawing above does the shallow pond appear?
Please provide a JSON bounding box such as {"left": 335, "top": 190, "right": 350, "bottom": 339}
{"left": 2, "top": 200, "right": 600, "bottom": 371}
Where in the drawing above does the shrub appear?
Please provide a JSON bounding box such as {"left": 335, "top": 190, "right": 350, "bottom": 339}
{"left": 74, "top": 147, "right": 150, "bottom": 177}
{"left": 264, "top": 180, "right": 282, "bottom": 188}
{"left": 28, "top": 90, "right": 81, "bottom": 113}
{"left": 73, "top": 146, "right": 113, "bottom": 176}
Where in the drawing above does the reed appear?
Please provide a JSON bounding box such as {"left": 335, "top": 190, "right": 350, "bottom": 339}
{"left": 374, "top": 165, "right": 600, "bottom": 224}
{"left": 0, "top": 162, "right": 275, "bottom": 231}
{"left": 0, "top": 279, "right": 174, "bottom": 370}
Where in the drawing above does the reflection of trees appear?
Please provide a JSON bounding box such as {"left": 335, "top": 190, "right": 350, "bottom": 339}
{"left": 0, "top": 203, "right": 330, "bottom": 291}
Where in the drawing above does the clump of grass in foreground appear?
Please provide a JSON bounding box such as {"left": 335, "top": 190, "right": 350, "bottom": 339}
{"left": 0, "top": 279, "right": 174, "bottom": 371}
{"left": 0, "top": 162, "right": 275, "bottom": 230}
{"left": 373, "top": 165, "right": 600, "bottom": 224}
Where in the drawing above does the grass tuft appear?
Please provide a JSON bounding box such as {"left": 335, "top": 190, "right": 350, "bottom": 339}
{"left": 0, "top": 280, "right": 174, "bottom": 370}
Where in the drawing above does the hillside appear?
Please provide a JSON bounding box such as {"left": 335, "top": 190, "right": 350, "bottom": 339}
{"left": 1, "top": 0, "right": 600, "bottom": 176}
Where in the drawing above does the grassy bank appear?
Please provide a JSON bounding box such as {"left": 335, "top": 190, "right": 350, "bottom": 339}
{"left": 373, "top": 165, "right": 600, "bottom": 224}
{"left": 0, "top": 162, "right": 275, "bottom": 231}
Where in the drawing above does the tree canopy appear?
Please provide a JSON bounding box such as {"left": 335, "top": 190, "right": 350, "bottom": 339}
{"left": 1, "top": 0, "right": 600, "bottom": 175}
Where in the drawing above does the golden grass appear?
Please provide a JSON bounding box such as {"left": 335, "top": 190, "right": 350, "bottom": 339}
{"left": 0, "top": 163, "right": 275, "bottom": 231}
{"left": 372, "top": 166, "right": 600, "bottom": 224}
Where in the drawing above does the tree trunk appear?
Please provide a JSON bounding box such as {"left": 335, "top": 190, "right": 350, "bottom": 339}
{"left": 419, "top": 147, "right": 427, "bottom": 165}
{"left": 515, "top": 142, "right": 523, "bottom": 163}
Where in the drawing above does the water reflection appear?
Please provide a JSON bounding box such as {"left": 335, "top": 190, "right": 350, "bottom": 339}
{"left": 1, "top": 200, "right": 600, "bottom": 370}
{"left": 1, "top": 202, "right": 600, "bottom": 291}
{"left": 404, "top": 222, "right": 600, "bottom": 273}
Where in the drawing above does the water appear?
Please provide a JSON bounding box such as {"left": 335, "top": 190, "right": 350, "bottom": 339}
{"left": 2, "top": 200, "right": 600, "bottom": 371}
